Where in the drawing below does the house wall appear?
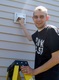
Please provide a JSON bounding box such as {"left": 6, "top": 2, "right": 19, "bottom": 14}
{"left": 0, "top": 0, "right": 59, "bottom": 80}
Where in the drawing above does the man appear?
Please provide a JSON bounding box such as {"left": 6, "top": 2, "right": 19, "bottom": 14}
{"left": 18, "top": 6, "right": 59, "bottom": 80}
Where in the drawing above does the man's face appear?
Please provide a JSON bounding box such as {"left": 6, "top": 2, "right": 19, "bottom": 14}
{"left": 33, "top": 10, "right": 48, "bottom": 29}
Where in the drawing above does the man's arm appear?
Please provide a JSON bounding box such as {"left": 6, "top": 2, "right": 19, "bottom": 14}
{"left": 34, "top": 50, "right": 59, "bottom": 75}
{"left": 18, "top": 18, "right": 32, "bottom": 41}
{"left": 21, "top": 50, "right": 59, "bottom": 76}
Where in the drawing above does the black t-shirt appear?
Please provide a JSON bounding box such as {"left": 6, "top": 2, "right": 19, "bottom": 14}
{"left": 32, "top": 25, "right": 59, "bottom": 80}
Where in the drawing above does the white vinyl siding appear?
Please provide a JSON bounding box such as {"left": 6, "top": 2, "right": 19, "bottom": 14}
{"left": 0, "top": 0, "right": 59, "bottom": 80}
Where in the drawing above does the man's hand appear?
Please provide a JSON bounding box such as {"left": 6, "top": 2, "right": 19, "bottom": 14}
{"left": 21, "top": 66, "right": 35, "bottom": 76}
{"left": 17, "top": 17, "right": 24, "bottom": 27}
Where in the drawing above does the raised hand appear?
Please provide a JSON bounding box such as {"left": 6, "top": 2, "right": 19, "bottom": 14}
{"left": 17, "top": 17, "right": 24, "bottom": 27}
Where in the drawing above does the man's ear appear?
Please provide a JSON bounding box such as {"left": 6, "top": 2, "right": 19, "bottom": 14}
{"left": 46, "top": 15, "right": 50, "bottom": 21}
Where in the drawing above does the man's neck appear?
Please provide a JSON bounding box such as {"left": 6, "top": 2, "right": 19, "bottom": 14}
{"left": 38, "top": 25, "right": 47, "bottom": 32}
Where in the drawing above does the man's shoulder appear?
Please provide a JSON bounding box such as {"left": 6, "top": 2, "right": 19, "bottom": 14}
{"left": 46, "top": 25, "right": 59, "bottom": 35}
{"left": 32, "top": 30, "right": 38, "bottom": 35}
{"left": 46, "top": 25, "right": 57, "bottom": 30}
